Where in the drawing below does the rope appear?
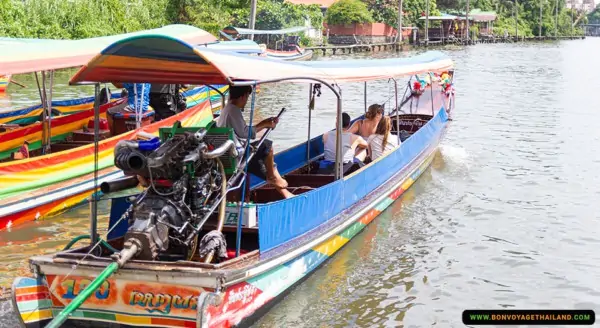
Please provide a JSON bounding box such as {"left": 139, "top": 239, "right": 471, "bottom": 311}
{"left": 22, "top": 207, "right": 131, "bottom": 323}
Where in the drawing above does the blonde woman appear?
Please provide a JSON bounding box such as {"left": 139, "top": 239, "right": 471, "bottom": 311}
{"left": 367, "top": 116, "right": 399, "bottom": 161}
{"left": 348, "top": 104, "right": 384, "bottom": 139}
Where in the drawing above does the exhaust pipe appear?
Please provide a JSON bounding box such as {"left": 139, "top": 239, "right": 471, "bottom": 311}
{"left": 100, "top": 176, "right": 140, "bottom": 194}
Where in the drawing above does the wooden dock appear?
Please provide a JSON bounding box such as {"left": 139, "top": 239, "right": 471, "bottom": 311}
{"left": 306, "top": 42, "right": 399, "bottom": 56}
{"left": 418, "top": 35, "right": 585, "bottom": 46}
{"left": 306, "top": 35, "right": 585, "bottom": 56}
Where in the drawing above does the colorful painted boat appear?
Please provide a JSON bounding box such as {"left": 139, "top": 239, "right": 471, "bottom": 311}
{"left": 0, "top": 85, "right": 226, "bottom": 230}
{"left": 10, "top": 35, "right": 454, "bottom": 327}
{"left": 0, "top": 24, "right": 219, "bottom": 126}
{"left": 0, "top": 75, "right": 9, "bottom": 92}
{"left": 221, "top": 25, "right": 313, "bottom": 61}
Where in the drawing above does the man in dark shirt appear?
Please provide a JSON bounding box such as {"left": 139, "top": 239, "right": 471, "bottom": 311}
{"left": 216, "top": 86, "right": 293, "bottom": 199}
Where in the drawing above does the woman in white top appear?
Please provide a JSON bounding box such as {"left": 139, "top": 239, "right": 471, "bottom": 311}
{"left": 367, "top": 116, "right": 399, "bottom": 161}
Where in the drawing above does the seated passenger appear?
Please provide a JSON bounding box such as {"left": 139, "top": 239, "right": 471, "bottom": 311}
{"left": 367, "top": 116, "right": 399, "bottom": 161}
{"left": 11, "top": 141, "right": 29, "bottom": 160}
{"left": 217, "top": 86, "right": 293, "bottom": 199}
{"left": 320, "top": 112, "right": 368, "bottom": 175}
{"left": 122, "top": 83, "right": 150, "bottom": 113}
{"left": 348, "top": 103, "right": 384, "bottom": 139}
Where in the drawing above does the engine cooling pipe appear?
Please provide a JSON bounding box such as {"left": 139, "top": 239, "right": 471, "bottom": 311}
{"left": 202, "top": 140, "right": 238, "bottom": 159}
{"left": 114, "top": 140, "right": 139, "bottom": 154}
{"left": 100, "top": 175, "right": 140, "bottom": 194}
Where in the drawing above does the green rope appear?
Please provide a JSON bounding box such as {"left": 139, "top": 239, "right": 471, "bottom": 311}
{"left": 63, "top": 235, "right": 119, "bottom": 254}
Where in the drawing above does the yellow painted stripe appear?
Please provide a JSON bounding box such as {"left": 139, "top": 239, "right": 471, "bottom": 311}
{"left": 115, "top": 313, "right": 152, "bottom": 325}
{"left": 21, "top": 309, "right": 52, "bottom": 323}
{"left": 0, "top": 109, "right": 44, "bottom": 124}
{"left": 43, "top": 189, "right": 95, "bottom": 219}
{"left": 54, "top": 103, "right": 93, "bottom": 113}
{"left": 0, "top": 113, "right": 107, "bottom": 152}
{"left": 312, "top": 234, "right": 350, "bottom": 256}
{"left": 1, "top": 148, "right": 114, "bottom": 187}
{"left": 400, "top": 178, "right": 414, "bottom": 191}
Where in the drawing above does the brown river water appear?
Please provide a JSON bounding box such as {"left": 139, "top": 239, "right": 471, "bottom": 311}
{"left": 1, "top": 38, "right": 600, "bottom": 327}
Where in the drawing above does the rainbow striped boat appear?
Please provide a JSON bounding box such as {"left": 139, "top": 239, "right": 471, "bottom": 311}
{"left": 0, "top": 75, "right": 9, "bottom": 92}
{"left": 0, "top": 26, "right": 277, "bottom": 230}
{"left": 11, "top": 34, "right": 455, "bottom": 328}
{"left": 0, "top": 85, "right": 225, "bottom": 230}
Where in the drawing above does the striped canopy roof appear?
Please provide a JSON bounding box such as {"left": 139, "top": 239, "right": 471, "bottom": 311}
{"left": 70, "top": 35, "right": 453, "bottom": 86}
{"left": 0, "top": 25, "right": 217, "bottom": 75}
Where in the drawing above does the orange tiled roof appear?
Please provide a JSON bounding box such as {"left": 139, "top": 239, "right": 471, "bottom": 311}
{"left": 285, "top": 0, "right": 338, "bottom": 8}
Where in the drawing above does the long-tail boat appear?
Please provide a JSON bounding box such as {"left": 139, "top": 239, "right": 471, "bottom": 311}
{"left": 10, "top": 34, "right": 454, "bottom": 327}
{"left": 0, "top": 75, "right": 9, "bottom": 92}
{"left": 221, "top": 26, "right": 314, "bottom": 61}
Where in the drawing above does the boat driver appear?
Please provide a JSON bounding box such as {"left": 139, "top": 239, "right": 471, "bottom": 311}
{"left": 216, "top": 86, "right": 294, "bottom": 199}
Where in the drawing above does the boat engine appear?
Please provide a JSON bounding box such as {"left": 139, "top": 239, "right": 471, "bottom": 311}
{"left": 112, "top": 128, "right": 237, "bottom": 261}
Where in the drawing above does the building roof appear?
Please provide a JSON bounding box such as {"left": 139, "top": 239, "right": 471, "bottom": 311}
{"left": 285, "top": 0, "right": 338, "bottom": 8}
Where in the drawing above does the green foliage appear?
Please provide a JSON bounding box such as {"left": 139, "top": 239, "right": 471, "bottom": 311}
{"left": 325, "top": 0, "right": 375, "bottom": 25}
{"left": 0, "top": 0, "right": 168, "bottom": 39}
{"left": 403, "top": 0, "right": 441, "bottom": 26}
{"left": 441, "top": 0, "right": 583, "bottom": 37}
{"left": 588, "top": 4, "right": 600, "bottom": 24}
{"left": 0, "top": 0, "right": 322, "bottom": 41}
{"left": 364, "top": 0, "right": 398, "bottom": 26}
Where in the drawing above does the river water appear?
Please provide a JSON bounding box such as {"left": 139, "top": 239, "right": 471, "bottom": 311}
{"left": 1, "top": 38, "right": 600, "bottom": 327}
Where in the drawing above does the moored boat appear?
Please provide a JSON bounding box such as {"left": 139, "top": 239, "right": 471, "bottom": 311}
{"left": 11, "top": 34, "right": 454, "bottom": 328}
{"left": 0, "top": 29, "right": 273, "bottom": 230}
{"left": 221, "top": 25, "right": 314, "bottom": 61}
{"left": 0, "top": 75, "right": 9, "bottom": 92}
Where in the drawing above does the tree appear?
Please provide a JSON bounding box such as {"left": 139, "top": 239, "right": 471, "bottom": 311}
{"left": 325, "top": 0, "right": 375, "bottom": 25}
{"left": 589, "top": 4, "right": 600, "bottom": 24}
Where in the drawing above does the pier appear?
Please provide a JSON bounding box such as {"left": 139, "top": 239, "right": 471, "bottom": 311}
{"left": 306, "top": 42, "right": 399, "bottom": 55}
{"left": 306, "top": 35, "right": 585, "bottom": 56}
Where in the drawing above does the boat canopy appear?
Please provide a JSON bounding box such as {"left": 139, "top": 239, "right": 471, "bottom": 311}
{"left": 201, "top": 39, "right": 264, "bottom": 54}
{"left": 418, "top": 14, "right": 464, "bottom": 21}
{"left": 0, "top": 25, "right": 217, "bottom": 76}
{"left": 222, "top": 26, "right": 310, "bottom": 35}
{"left": 70, "top": 35, "right": 453, "bottom": 86}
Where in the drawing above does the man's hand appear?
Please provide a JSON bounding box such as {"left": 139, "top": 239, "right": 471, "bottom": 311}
{"left": 258, "top": 117, "right": 279, "bottom": 130}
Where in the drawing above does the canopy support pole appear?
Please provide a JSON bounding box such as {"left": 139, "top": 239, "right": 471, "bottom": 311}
{"left": 364, "top": 82, "right": 367, "bottom": 114}
{"left": 429, "top": 73, "right": 435, "bottom": 116}
{"left": 41, "top": 72, "right": 49, "bottom": 155}
{"left": 236, "top": 84, "right": 257, "bottom": 257}
{"left": 47, "top": 71, "right": 54, "bottom": 153}
{"left": 335, "top": 86, "right": 343, "bottom": 180}
{"left": 34, "top": 72, "right": 46, "bottom": 154}
{"left": 90, "top": 83, "right": 100, "bottom": 247}
{"left": 391, "top": 78, "right": 400, "bottom": 144}
{"left": 307, "top": 83, "right": 313, "bottom": 165}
